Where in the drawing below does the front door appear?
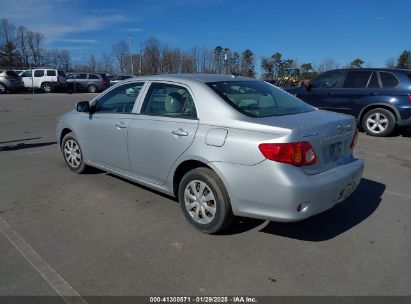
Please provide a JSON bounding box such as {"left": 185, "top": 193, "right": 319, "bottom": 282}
{"left": 299, "top": 69, "right": 346, "bottom": 109}
{"left": 80, "top": 82, "right": 145, "bottom": 173}
{"left": 127, "top": 82, "right": 199, "bottom": 185}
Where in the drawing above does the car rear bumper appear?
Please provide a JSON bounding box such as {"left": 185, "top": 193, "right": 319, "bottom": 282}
{"left": 211, "top": 158, "right": 364, "bottom": 222}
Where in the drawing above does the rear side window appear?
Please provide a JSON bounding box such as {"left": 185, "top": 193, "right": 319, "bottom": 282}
{"left": 343, "top": 71, "right": 372, "bottom": 88}
{"left": 142, "top": 83, "right": 197, "bottom": 119}
{"left": 34, "top": 70, "right": 44, "bottom": 77}
{"left": 47, "top": 70, "right": 56, "bottom": 76}
{"left": 78, "top": 74, "right": 87, "bottom": 79}
{"left": 88, "top": 74, "right": 99, "bottom": 80}
{"left": 380, "top": 72, "right": 399, "bottom": 88}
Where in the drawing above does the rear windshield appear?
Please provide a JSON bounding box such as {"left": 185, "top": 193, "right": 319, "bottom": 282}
{"left": 99, "top": 74, "right": 109, "bottom": 81}
{"left": 405, "top": 73, "right": 411, "bottom": 80}
{"left": 207, "top": 81, "right": 314, "bottom": 117}
{"left": 58, "top": 70, "right": 66, "bottom": 77}
{"left": 6, "top": 71, "right": 19, "bottom": 78}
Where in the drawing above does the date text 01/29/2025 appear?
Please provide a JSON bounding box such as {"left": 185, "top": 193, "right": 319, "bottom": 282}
{"left": 149, "top": 296, "right": 258, "bottom": 303}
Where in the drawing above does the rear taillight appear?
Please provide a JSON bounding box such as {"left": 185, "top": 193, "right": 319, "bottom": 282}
{"left": 408, "top": 95, "right": 411, "bottom": 102}
{"left": 5, "top": 75, "right": 13, "bottom": 80}
{"left": 258, "top": 142, "right": 317, "bottom": 166}
{"left": 350, "top": 128, "right": 359, "bottom": 150}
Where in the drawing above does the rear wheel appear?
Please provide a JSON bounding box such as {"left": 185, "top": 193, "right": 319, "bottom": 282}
{"left": 41, "top": 82, "right": 52, "bottom": 93}
{"left": 87, "top": 84, "right": 97, "bottom": 93}
{"left": 61, "top": 133, "right": 87, "bottom": 173}
{"left": 178, "top": 167, "right": 233, "bottom": 234}
{"left": 0, "top": 82, "right": 7, "bottom": 94}
{"left": 362, "top": 108, "right": 396, "bottom": 137}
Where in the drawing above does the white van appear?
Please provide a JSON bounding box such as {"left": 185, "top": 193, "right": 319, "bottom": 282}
{"left": 20, "top": 69, "right": 67, "bottom": 92}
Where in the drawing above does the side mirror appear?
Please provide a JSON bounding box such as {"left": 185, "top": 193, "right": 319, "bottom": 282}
{"left": 76, "top": 101, "right": 90, "bottom": 113}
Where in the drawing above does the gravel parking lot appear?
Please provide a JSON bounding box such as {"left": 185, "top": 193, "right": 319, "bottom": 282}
{"left": 1, "top": 93, "right": 411, "bottom": 297}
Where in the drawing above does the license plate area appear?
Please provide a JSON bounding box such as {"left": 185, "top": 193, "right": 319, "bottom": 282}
{"left": 329, "top": 142, "right": 343, "bottom": 161}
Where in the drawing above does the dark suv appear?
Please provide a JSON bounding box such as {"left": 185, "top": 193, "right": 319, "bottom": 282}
{"left": 286, "top": 69, "right": 411, "bottom": 136}
{"left": 66, "top": 73, "right": 110, "bottom": 93}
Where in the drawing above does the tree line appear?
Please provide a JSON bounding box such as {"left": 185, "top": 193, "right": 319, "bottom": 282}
{"left": 1, "top": 18, "right": 410, "bottom": 78}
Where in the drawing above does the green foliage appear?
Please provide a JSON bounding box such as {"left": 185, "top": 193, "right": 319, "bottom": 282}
{"left": 396, "top": 50, "right": 411, "bottom": 69}
{"left": 350, "top": 58, "right": 364, "bottom": 68}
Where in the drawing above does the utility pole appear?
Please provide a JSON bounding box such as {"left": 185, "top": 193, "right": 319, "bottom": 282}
{"left": 129, "top": 35, "right": 134, "bottom": 76}
{"left": 139, "top": 42, "right": 142, "bottom": 75}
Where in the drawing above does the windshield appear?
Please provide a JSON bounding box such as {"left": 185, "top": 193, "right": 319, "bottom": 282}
{"left": 207, "top": 80, "right": 314, "bottom": 117}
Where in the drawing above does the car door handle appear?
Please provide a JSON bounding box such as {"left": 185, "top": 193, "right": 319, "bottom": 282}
{"left": 115, "top": 122, "right": 127, "bottom": 129}
{"left": 369, "top": 92, "right": 379, "bottom": 96}
{"left": 171, "top": 129, "right": 188, "bottom": 137}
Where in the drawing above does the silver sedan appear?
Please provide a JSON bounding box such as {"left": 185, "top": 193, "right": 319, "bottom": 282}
{"left": 56, "top": 74, "right": 364, "bottom": 233}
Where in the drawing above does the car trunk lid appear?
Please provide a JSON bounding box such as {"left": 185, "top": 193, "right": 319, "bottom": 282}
{"left": 254, "top": 109, "right": 357, "bottom": 175}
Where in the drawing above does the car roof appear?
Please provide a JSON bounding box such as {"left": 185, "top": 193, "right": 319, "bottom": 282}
{"left": 332, "top": 68, "right": 411, "bottom": 73}
{"left": 122, "top": 74, "right": 258, "bottom": 84}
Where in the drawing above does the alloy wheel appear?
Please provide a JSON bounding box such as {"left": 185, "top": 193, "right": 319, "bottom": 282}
{"left": 366, "top": 112, "right": 388, "bottom": 134}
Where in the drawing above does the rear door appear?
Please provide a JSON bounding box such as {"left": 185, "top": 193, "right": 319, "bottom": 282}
{"left": 21, "top": 70, "right": 33, "bottom": 88}
{"left": 127, "top": 82, "right": 199, "bottom": 185}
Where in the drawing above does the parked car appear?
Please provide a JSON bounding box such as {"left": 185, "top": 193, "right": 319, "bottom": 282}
{"left": 56, "top": 74, "right": 363, "bottom": 233}
{"left": 110, "top": 75, "right": 136, "bottom": 86}
{"left": 20, "top": 68, "right": 67, "bottom": 93}
{"left": 0, "top": 70, "right": 24, "bottom": 93}
{"left": 286, "top": 68, "right": 411, "bottom": 136}
{"left": 66, "top": 73, "right": 110, "bottom": 93}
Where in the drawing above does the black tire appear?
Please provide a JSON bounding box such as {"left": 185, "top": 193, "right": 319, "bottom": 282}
{"left": 41, "top": 82, "right": 52, "bottom": 93}
{"left": 61, "top": 132, "right": 87, "bottom": 173}
{"left": 178, "top": 167, "right": 234, "bottom": 234}
{"left": 87, "top": 84, "right": 97, "bottom": 93}
{"left": 362, "top": 108, "right": 396, "bottom": 137}
{"left": 0, "top": 82, "right": 7, "bottom": 94}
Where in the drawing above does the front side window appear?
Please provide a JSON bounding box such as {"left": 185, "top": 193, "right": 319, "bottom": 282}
{"left": 207, "top": 81, "right": 314, "bottom": 118}
{"left": 94, "top": 82, "right": 144, "bottom": 113}
{"left": 47, "top": 70, "right": 56, "bottom": 76}
{"left": 380, "top": 72, "right": 399, "bottom": 88}
{"left": 34, "top": 70, "right": 44, "bottom": 77}
{"left": 310, "top": 70, "right": 345, "bottom": 88}
{"left": 343, "top": 71, "right": 372, "bottom": 88}
{"left": 21, "top": 70, "right": 32, "bottom": 77}
{"left": 141, "top": 83, "right": 197, "bottom": 119}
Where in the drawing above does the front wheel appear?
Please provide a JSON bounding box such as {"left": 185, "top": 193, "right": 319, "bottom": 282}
{"left": 178, "top": 167, "right": 233, "bottom": 234}
{"left": 61, "top": 133, "right": 87, "bottom": 173}
{"left": 0, "top": 82, "right": 7, "bottom": 94}
{"left": 362, "top": 108, "right": 396, "bottom": 137}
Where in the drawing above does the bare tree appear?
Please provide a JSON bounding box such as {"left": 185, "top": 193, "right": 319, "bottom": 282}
{"left": 317, "top": 58, "right": 339, "bottom": 73}
{"left": 26, "top": 31, "right": 44, "bottom": 65}
{"left": 112, "top": 40, "right": 129, "bottom": 74}
{"left": 143, "top": 37, "right": 161, "bottom": 75}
